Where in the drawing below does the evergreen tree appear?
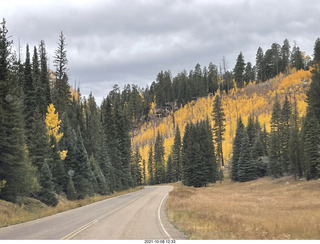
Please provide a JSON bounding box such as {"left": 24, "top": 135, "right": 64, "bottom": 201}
{"left": 289, "top": 99, "right": 302, "bottom": 179}
{"left": 0, "top": 19, "right": 37, "bottom": 202}
{"left": 131, "top": 149, "right": 142, "bottom": 186}
{"left": 181, "top": 123, "right": 192, "bottom": 186}
{"left": 313, "top": 37, "right": 320, "bottom": 64}
{"left": 291, "top": 44, "right": 304, "bottom": 70}
{"left": 97, "top": 123, "right": 114, "bottom": 193}
{"left": 147, "top": 145, "right": 154, "bottom": 185}
{"left": 38, "top": 160, "right": 58, "bottom": 206}
{"left": 231, "top": 117, "right": 244, "bottom": 181}
{"left": 302, "top": 110, "right": 320, "bottom": 180}
{"left": 280, "top": 95, "right": 292, "bottom": 174}
{"left": 73, "top": 126, "right": 97, "bottom": 198}
{"left": 212, "top": 94, "right": 226, "bottom": 170}
{"left": 268, "top": 94, "right": 283, "bottom": 177}
{"left": 256, "top": 47, "right": 266, "bottom": 82}
{"left": 23, "top": 44, "right": 37, "bottom": 146}
{"left": 53, "top": 32, "right": 71, "bottom": 114}
{"left": 181, "top": 120, "right": 217, "bottom": 187}
{"left": 172, "top": 125, "right": 182, "bottom": 181}
{"left": 154, "top": 131, "right": 166, "bottom": 184}
{"left": 89, "top": 155, "right": 109, "bottom": 195}
{"left": 166, "top": 153, "right": 174, "bottom": 183}
{"left": 66, "top": 177, "right": 77, "bottom": 200}
{"left": 234, "top": 52, "right": 246, "bottom": 88}
{"left": 281, "top": 39, "right": 291, "bottom": 73}
{"left": 238, "top": 131, "right": 257, "bottom": 182}
{"left": 39, "top": 40, "right": 51, "bottom": 116}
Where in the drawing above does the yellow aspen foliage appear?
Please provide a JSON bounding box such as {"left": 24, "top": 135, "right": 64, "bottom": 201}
{"left": 59, "top": 150, "right": 68, "bottom": 161}
{"left": 45, "top": 103, "right": 63, "bottom": 143}
{"left": 0, "top": 179, "right": 6, "bottom": 193}
{"left": 132, "top": 69, "right": 311, "bottom": 168}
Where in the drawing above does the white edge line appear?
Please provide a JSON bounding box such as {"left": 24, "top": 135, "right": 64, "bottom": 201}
{"left": 158, "top": 187, "right": 173, "bottom": 240}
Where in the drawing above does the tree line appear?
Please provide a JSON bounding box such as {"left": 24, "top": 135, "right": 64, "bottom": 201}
{"left": 231, "top": 39, "right": 320, "bottom": 182}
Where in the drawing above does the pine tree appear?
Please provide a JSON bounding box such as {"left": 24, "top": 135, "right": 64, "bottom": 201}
{"left": 303, "top": 110, "right": 320, "bottom": 180}
{"left": 23, "top": 44, "right": 37, "bottom": 146}
{"left": 166, "top": 153, "right": 174, "bottom": 183}
{"left": 96, "top": 123, "right": 114, "bottom": 193}
{"left": 39, "top": 40, "right": 51, "bottom": 116}
{"left": 212, "top": 94, "right": 226, "bottom": 171}
{"left": 313, "top": 38, "right": 320, "bottom": 64}
{"left": 280, "top": 95, "right": 292, "bottom": 174}
{"left": 66, "top": 177, "right": 78, "bottom": 200}
{"left": 234, "top": 52, "right": 246, "bottom": 88}
{"left": 131, "top": 149, "right": 142, "bottom": 186}
{"left": 89, "top": 155, "right": 109, "bottom": 195}
{"left": 181, "top": 123, "right": 192, "bottom": 186}
{"left": 268, "top": 94, "right": 283, "bottom": 177}
{"left": 256, "top": 47, "right": 266, "bottom": 82}
{"left": 154, "top": 131, "right": 166, "bottom": 184}
{"left": 38, "top": 160, "right": 58, "bottom": 206}
{"left": 289, "top": 99, "right": 302, "bottom": 179}
{"left": 53, "top": 32, "right": 71, "bottom": 114}
{"left": 238, "top": 131, "right": 256, "bottom": 182}
{"left": 147, "top": 145, "right": 154, "bottom": 185}
{"left": 73, "top": 126, "right": 97, "bottom": 198}
{"left": 231, "top": 117, "right": 244, "bottom": 181}
{"left": 0, "top": 19, "right": 37, "bottom": 202}
{"left": 172, "top": 125, "right": 182, "bottom": 181}
{"left": 281, "top": 39, "right": 291, "bottom": 73}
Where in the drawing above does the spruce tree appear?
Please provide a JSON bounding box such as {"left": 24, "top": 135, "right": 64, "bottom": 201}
{"left": 166, "top": 153, "right": 174, "bottom": 183}
{"left": 66, "top": 177, "right": 78, "bottom": 200}
{"left": 280, "top": 95, "right": 292, "bottom": 174}
{"left": 313, "top": 38, "right": 320, "bottom": 64}
{"left": 147, "top": 145, "right": 154, "bottom": 185}
{"left": 53, "top": 32, "right": 71, "bottom": 114}
{"left": 234, "top": 52, "right": 246, "bottom": 88}
{"left": 172, "top": 125, "right": 182, "bottom": 181}
{"left": 38, "top": 160, "right": 58, "bottom": 206}
{"left": 23, "top": 44, "right": 37, "bottom": 146}
{"left": 212, "top": 94, "right": 226, "bottom": 175}
{"left": 303, "top": 110, "right": 320, "bottom": 180}
{"left": 73, "top": 126, "right": 97, "bottom": 198}
{"left": 39, "top": 40, "right": 51, "bottom": 116}
{"left": 0, "top": 19, "right": 37, "bottom": 202}
{"left": 268, "top": 94, "right": 283, "bottom": 177}
{"left": 238, "top": 131, "right": 256, "bottom": 182}
{"left": 231, "top": 117, "right": 244, "bottom": 181}
{"left": 256, "top": 47, "right": 266, "bottom": 82}
{"left": 89, "top": 155, "right": 109, "bottom": 195}
{"left": 154, "top": 131, "right": 166, "bottom": 184}
{"left": 281, "top": 39, "right": 291, "bottom": 73}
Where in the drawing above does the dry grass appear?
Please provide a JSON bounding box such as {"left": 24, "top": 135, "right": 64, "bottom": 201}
{"left": 0, "top": 186, "right": 143, "bottom": 228}
{"left": 167, "top": 177, "right": 320, "bottom": 240}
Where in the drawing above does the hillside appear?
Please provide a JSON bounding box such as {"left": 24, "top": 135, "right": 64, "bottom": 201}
{"left": 132, "top": 68, "right": 312, "bottom": 178}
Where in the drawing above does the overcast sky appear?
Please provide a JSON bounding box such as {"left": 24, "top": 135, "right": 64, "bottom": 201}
{"left": 2, "top": 0, "right": 320, "bottom": 104}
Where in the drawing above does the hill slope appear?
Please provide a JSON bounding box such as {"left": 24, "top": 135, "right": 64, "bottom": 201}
{"left": 132, "top": 68, "right": 311, "bottom": 178}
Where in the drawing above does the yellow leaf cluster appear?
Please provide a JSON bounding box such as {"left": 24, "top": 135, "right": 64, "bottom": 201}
{"left": 132, "top": 69, "right": 311, "bottom": 170}
{"left": 59, "top": 150, "right": 68, "bottom": 161}
{"left": 45, "top": 103, "right": 63, "bottom": 143}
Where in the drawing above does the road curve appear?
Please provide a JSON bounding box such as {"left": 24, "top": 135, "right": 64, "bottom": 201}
{"left": 0, "top": 185, "right": 186, "bottom": 240}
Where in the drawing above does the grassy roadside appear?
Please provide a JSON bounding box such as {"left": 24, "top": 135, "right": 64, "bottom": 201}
{"left": 0, "top": 186, "right": 143, "bottom": 228}
{"left": 167, "top": 177, "right": 320, "bottom": 240}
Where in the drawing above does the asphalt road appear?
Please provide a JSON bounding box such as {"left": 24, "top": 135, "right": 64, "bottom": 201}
{"left": 0, "top": 185, "right": 186, "bottom": 240}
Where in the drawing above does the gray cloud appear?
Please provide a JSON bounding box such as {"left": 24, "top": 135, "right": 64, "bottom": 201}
{"left": 2, "top": 0, "right": 320, "bottom": 105}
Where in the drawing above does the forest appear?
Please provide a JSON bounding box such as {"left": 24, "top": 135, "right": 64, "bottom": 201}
{"left": 0, "top": 18, "right": 320, "bottom": 207}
